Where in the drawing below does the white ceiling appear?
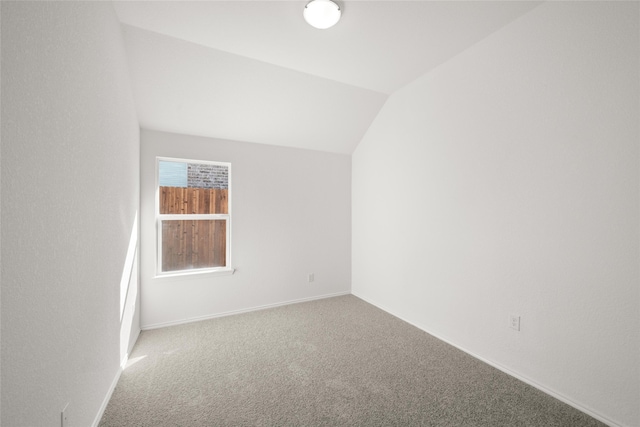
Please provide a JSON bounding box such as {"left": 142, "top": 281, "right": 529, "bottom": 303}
{"left": 115, "top": 1, "right": 542, "bottom": 154}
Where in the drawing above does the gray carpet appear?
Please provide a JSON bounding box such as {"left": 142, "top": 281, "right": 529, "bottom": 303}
{"left": 99, "top": 295, "right": 605, "bottom": 426}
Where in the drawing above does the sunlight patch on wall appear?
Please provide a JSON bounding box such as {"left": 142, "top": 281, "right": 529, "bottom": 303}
{"left": 120, "top": 212, "right": 138, "bottom": 321}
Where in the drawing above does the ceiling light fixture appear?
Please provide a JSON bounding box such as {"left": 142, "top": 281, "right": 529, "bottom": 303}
{"left": 303, "top": 0, "right": 341, "bottom": 30}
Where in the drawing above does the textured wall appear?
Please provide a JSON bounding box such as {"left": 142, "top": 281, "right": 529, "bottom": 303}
{"left": 1, "top": 2, "right": 140, "bottom": 426}
{"left": 140, "top": 129, "right": 351, "bottom": 328}
{"left": 352, "top": 2, "right": 638, "bottom": 426}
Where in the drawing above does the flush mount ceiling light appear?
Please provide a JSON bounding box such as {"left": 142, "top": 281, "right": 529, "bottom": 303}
{"left": 303, "top": 0, "right": 341, "bottom": 30}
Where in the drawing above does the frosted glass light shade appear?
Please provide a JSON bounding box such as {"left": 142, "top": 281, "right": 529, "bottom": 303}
{"left": 303, "top": 0, "right": 341, "bottom": 30}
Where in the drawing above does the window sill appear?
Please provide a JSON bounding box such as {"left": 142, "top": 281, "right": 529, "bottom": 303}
{"left": 154, "top": 267, "right": 235, "bottom": 280}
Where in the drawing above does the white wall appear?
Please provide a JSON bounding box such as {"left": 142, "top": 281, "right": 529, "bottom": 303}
{"left": 352, "top": 2, "right": 639, "bottom": 427}
{"left": 140, "top": 129, "right": 351, "bottom": 328}
{"left": 1, "top": 2, "right": 140, "bottom": 426}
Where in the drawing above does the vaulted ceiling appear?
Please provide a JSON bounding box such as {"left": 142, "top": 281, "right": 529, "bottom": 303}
{"left": 115, "top": 1, "right": 542, "bottom": 154}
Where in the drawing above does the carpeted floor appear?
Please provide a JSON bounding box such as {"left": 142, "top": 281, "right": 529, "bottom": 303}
{"left": 99, "top": 295, "right": 605, "bottom": 426}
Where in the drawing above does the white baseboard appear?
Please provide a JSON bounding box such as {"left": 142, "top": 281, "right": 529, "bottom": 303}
{"left": 92, "top": 327, "right": 141, "bottom": 427}
{"left": 352, "top": 292, "right": 622, "bottom": 427}
{"left": 141, "top": 291, "right": 351, "bottom": 330}
{"left": 92, "top": 364, "right": 124, "bottom": 427}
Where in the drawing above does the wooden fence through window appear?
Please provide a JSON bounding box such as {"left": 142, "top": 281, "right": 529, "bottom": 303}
{"left": 160, "top": 186, "right": 228, "bottom": 215}
{"left": 160, "top": 186, "right": 228, "bottom": 272}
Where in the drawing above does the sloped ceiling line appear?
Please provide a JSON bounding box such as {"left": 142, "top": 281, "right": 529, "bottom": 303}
{"left": 115, "top": 1, "right": 541, "bottom": 153}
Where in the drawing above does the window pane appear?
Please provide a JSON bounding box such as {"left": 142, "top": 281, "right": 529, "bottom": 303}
{"left": 159, "top": 161, "right": 229, "bottom": 214}
{"left": 159, "top": 187, "right": 228, "bottom": 214}
{"left": 161, "top": 220, "right": 226, "bottom": 272}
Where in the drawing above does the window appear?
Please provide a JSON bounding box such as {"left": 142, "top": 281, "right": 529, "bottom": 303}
{"left": 156, "top": 157, "right": 231, "bottom": 276}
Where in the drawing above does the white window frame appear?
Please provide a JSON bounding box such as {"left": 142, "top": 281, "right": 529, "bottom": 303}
{"left": 155, "top": 156, "right": 233, "bottom": 278}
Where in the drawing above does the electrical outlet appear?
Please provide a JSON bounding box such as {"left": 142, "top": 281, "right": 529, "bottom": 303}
{"left": 509, "top": 315, "right": 521, "bottom": 331}
{"left": 308, "top": 273, "right": 314, "bottom": 283}
{"left": 61, "top": 403, "right": 69, "bottom": 427}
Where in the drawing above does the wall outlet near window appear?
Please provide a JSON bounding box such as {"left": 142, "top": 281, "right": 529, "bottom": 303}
{"left": 308, "top": 273, "right": 314, "bottom": 283}
{"left": 509, "top": 315, "right": 521, "bottom": 331}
